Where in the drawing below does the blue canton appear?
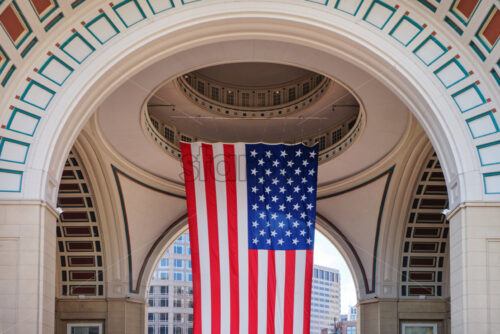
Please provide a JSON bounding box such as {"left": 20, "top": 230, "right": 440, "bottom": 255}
{"left": 246, "top": 143, "right": 318, "bottom": 250}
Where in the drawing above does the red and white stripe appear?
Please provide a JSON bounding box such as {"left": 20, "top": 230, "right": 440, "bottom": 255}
{"left": 181, "top": 142, "right": 313, "bottom": 334}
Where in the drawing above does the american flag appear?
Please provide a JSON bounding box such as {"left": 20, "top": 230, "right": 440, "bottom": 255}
{"left": 181, "top": 142, "right": 318, "bottom": 334}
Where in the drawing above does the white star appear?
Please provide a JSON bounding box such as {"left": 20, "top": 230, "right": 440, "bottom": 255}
{"left": 279, "top": 204, "right": 285, "bottom": 211}
{"left": 271, "top": 230, "right": 277, "bottom": 237}
{"left": 286, "top": 213, "right": 292, "bottom": 220}
{"left": 251, "top": 168, "right": 257, "bottom": 175}
{"left": 294, "top": 186, "right": 300, "bottom": 193}
{"left": 252, "top": 204, "right": 258, "bottom": 210}
{"left": 280, "top": 150, "right": 288, "bottom": 157}
{"left": 296, "top": 149, "right": 302, "bottom": 157}
{"left": 265, "top": 150, "right": 272, "bottom": 158}
{"left": 307, "top": 186, "right": 314, "bottom": 193}
{"left": 306, "top": 220, "right": 313, "bottom": 227}
{"left": 250, "top": 150, "right": 257, "bottom": 157}
{"left": 278, "top": 221, "right": 285, "bottom": 228}
{"left": 259, "top": 229, "right": 266, "bottom": 236}
{"left": 293, "top": 203, "right": 300, "bottom": 211}
{"left": 265, "top": 169, "right": 272, "bottom": 176}
{"left": 251, "top": 186, "right": 258, "bottom": 193}
{"left": 309, "top": 151, "right": 317, "bottom": 158}
{"left": 265, "top": 187, "right": 271, "bottom": 194}
{"left": 286, "top": 195, "right": 293, "bottom": 202}
{"left": 302, "top": 177, "right": 307, "bottom": 184}
{"left": 258, "top": 177, "right": 265, "bottom": 184}
{"left": 266, "top": 204, "right": 271, "bottom": 210}
{"left": 272, "top": 178, "right": 279, "bottom": 185}
{"left": 285, "top": 230, "right": 292, "bottom": 237}
{"left": 301, "top": 194, "right": 307, "bottom": 201}
{"left": 278, "top": 239, "right": 284, "bottom": 245}
{"left": 292, "top": 221, "right": 299, "bottom": 228}
{"left": 295, "top": 168, "right": 302, "bottom": 175}
{"left": 280, "top": 169, "right": 286, "bottom": 176}
{"left": 309, "top": 169, "right": 316, "bottom": 176}
{"left": 272, "top": 160, "right": 280, "bottom": 167}
{"left": 271, "top": 195, "right": 278, "bottom": 202}
{"left": 300, "top": 229, "right": 306, "bottom": 236}
{"left": 259, "top": 212, "right": 266, "bottom": 219}
{"left": 259, "top": 195, "right": 265, "bottom": 202}
{"left": 287, "top": 178, "right": 294, "bottom": 185}
{"left": 266, "top": 221, "right": 271, "bottom": 227}
{"left": 271, "top": 213, "right": 278, "bottom": 220}
{"left": 303, "top": 159, "right": 309, "bottom": 167}
{"left": 307, "top": 238, "right": 312, "bottom": 244}
{"left": 258, "top": 159, "right": 264, "bottom": 166}
{"left": 279, "top": 187, "right": 286, "bottom": 193}
{"left": 253, "top": 237, "right": 258, "bottom": 244}
{"left": 300, "top": 212, "right": 306, "bottom": 219}
{"left": 287, "top": 160, "right": 295, "bottom": 167}
{"left": 267, "top": 238, "right": 271, "bottom": 245}
{"left": 252, "top": 221, "right": 259, "bottom": 228}
{"left": 307, "top": 203, "right": 313, "bottom": 210}
{"left": 292, "top": 238, "right": 299, "bottom": 245}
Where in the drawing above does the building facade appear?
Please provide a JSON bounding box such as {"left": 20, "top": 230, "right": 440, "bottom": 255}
{"left": 310, "top": 265, "right": 341, "bottom": 334}
{"left": 147, "top": 233, "right": 193, "bottom": 334}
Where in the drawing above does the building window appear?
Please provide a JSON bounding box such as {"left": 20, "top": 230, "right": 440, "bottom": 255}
{"left": 148, "top": 298, "right": 155, "bottom": 307}
{"left": 159, "top": 325, "right": 168, "bottom": 334}
{"left": 159, "top": 313, "right": 168, "bottom": 322}
{"left": 151, "top": 118, "right": 159, "bottom": 130}
{"left": 174, "top": 327, "right": 182, "bottom": 334}
{"left": 174, "top": 286, "right": 183, "bottom": 294}
{"left": 164, "top": 127, "right": 175, "bottom": 143}
{"left": 242, "top": 93, "right": 250, "bottom": 107}
{"left": 67, "top": 323, "right": 103, "bottom": 334}
{"left": 174, "top": 314, "right": 182, "bottom": 322}
{"left": 158, "top": 298, "right": 168, "bottom": 307}
{"left": 187, "top": 273, "right": 192, "bottom": 282}
{"left": 211, "top": 87, "right": 219, "bottom": 101}
{"left": 273, "top": 91, "right": 281, "bottom": 105}
{"left": 158, "top": 271, "right": 169, "bottom": 280}
{"left": 257, "top": 93, "right": 266, "bottom": 107}
{"left": 148, "top": 313, "right": 155, "bottom": 321}
{"left": 303, "top": 82, "right": 310, "bottom": 95}
{"left": 226, "top": 91, "right": 234, "bottom": 105}
{"left": 187, "top": 328, "right": 193, "bottom": 334}
{"left": 332, "top": 128, "right": 342, "bottom": 144}
{"left": 148, "top": 326, "right": 155, "bottom": 334}
{"left": 160, "top": 286, "right": 168, "bottom": 295}
{"left": 288, "top": 87, "right": 296, "bottom": 101}
{"left": 187, "top": 260, "right": 192, "bottom": 269}
{"left": 180, "top": 135, "right": 192, "bottom": 143}
{"left": 174, "top": 259, "right": 184, "bottom": 269}
{"left": 315, "top": 136, "right": 326, "bottom": 151}
{"left": 188, "top": 314, "right": 194, "bottom": 322}
{"left": 187, "top": 247, "right": 191, "bottom": 255}
{"left": 149, "top": 286, "right": 155, "bottom": 294}
{"left": 159, "top": 259, "right": 169, "bottom": 268}
{"left": 176, "top": 235, "right": 184, "bottom": 243}
{"left": 174, "top": 245, "right": 184, "bottom": 254}
{"left": 174, "top": 299, "right": 182, "bottom": 307}
{"left": 174, "top": 272, "right": 184, "bottom": 281}
{"left": 197, "top": 81, "right": 205, "bottom": 95}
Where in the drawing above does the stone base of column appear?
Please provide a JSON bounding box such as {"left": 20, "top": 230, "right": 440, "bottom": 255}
{"left": 358, "top": 299, "right": 450, "bottom": 334}
{"left": 0, "top": 201, "right": 57, "bottom": 334}
{"left": 55, "top": 298, "right": 146, "bottom": 334}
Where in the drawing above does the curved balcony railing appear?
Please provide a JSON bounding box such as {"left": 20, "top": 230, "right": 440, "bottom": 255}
{"left": 142, "top": 104, "right": 365, "bottom": 164}
{"left": 176, "top": 73, "right": 331, "bottom": 118}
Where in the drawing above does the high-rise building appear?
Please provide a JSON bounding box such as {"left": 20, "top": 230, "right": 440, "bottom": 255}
{"left": 147, "top": 233, "right": 193, "bottom": 334}
{"left": 310, "top": 265, "right": 341, "bottom": 334}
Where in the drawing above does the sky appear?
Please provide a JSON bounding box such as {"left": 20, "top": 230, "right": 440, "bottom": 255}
{"left": 313, "top": 229, "right": 357, "bottom": 314}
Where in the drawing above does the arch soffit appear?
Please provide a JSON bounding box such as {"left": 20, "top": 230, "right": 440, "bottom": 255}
{"left": 0, "top": 1, "right": 498, "bottom": 206}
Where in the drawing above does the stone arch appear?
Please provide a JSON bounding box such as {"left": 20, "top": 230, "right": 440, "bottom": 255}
{"left": 0, "top": 0, "right": 498, "bottom": 209}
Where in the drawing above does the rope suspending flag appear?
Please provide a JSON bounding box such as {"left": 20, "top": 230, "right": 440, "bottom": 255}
{"left": 181, "top": 142, "right": 319, "bottom": 334}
